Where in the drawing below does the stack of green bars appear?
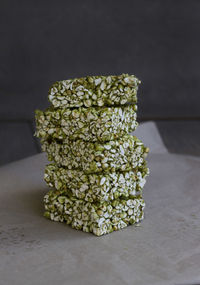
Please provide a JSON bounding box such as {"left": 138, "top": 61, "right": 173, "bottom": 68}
{"left": 35, "top": 74, "right": 149, "bottom": 236}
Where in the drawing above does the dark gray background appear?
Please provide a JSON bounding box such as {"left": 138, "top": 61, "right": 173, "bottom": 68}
{"left": 0, "top": 0, "right": 200, "bottom": 165}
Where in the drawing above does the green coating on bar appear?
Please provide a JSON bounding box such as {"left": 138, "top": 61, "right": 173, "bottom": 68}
{"left": 44, "top": 162, "right": 149, "bottom": 202}
{"left": 41, "top": 135, "right": 149, "bottom": 173}
{"left": 44, "top": 189, "right": 145, "bottom": 236}
{"left": 35, "top": 105, "right": 138, "bottom": 142}
{"left": 48, "top": 74, "right": 140, "bottom": 108}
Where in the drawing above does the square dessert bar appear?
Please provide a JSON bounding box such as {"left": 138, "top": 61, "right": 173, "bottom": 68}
{"left": 44, "top": 189, "right": 145, "bottom": 236}
{"left": 44, "top": 163, "right": 149, "bottom": 202}
{"left": 35, "top": 105, "right": 138, "bottom": 142}
{"left": 48, "top": 74, "right": 140, "bottom": 108}
{"left": 41, "top": 135, "right": 149, "bottom": 173}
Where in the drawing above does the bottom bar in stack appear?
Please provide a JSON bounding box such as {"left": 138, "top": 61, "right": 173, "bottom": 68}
{"left": 44, "top": 189, "right": 145, "bottom": 236}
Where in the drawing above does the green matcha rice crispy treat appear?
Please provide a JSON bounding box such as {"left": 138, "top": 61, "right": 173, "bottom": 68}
{"left": 35, "top": 104, "right": 138, "bottom": 142}
{"left": 48, "top": 74, "right": 140, "bottom": 108}
{"left": 44, "top": 162, "right": 149, "bottom": 202}
{"left": 44, "top": 189, "right": 145, "bottom": 236}
{"left": 41, "top": 135, "right": 149, "bottom": 173}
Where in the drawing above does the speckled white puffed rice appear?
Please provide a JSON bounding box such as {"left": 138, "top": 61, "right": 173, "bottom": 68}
{"left": 41, "top": 135, "right": 149, "bottom": 173}
{"left": 35, "top": 105, "right": 138, "bottom": 142}
{"left": 44, "top": 189, "right": 145, "bottom": 236}
{"left": 48, "top": 74, "right": 140, "bottom": 108}
{"left": 44, "top": 162, "right": 149, "bottom": 202}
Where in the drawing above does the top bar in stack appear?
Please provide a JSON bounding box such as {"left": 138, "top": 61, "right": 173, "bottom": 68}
{"left": 48, "top": 74, "right": 140, "bottom": 108}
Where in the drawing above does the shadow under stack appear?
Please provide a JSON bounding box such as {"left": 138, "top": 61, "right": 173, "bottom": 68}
{"left": 35, "top": 74, "right": 149, "bottom": 236}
